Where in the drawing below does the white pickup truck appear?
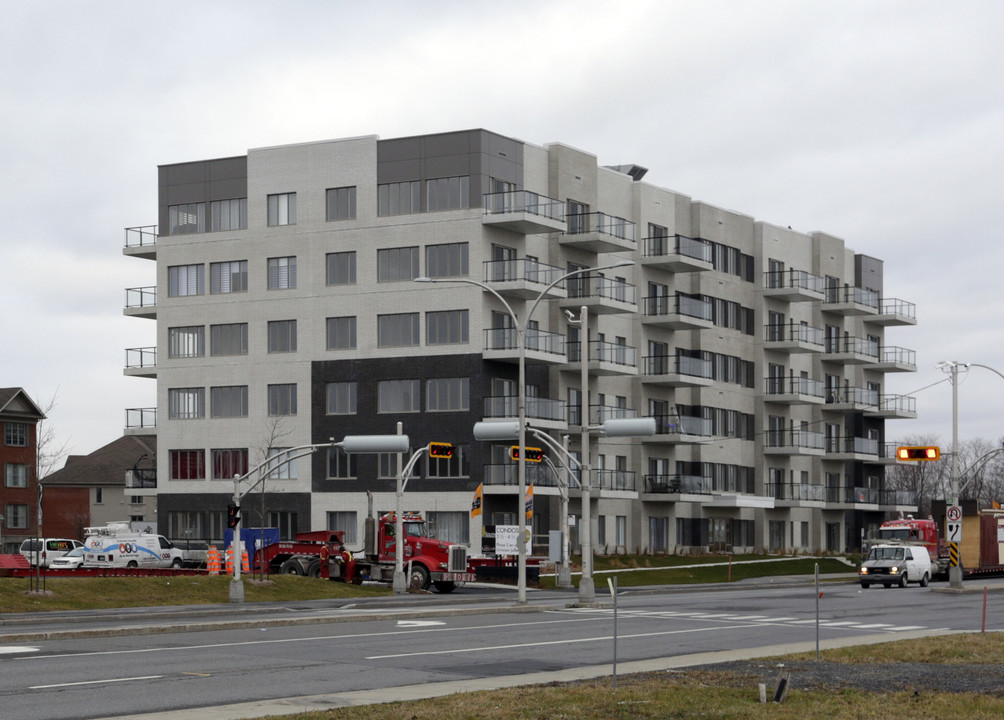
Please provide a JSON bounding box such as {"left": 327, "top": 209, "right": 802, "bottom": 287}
{"left": 858, "top": 543, "right": 932, "bottom": 588}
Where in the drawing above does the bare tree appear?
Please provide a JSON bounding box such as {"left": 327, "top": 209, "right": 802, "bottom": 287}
{"left": 251, "top": 417, "right": 291, "bottom": 579}
{"left": 884, "top": 434, "right": 947, "bottom": 515}
{"left": 34, "top": 390, "right": 70, "bottom": 482}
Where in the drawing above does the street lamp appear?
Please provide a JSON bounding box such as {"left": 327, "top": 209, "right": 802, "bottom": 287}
{"left": 418, "top": 259, "right": 632, "bottom": 604}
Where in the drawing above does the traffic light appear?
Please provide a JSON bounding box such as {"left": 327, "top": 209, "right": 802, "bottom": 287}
{"left": 428, "top": 442, "right": 454, "bottom": 459}
{"left": 510, "top": 446, "right": 544, "bottom": 462}
{"left": 896, "top": 446, "right": 940, "bottom": 461}
{"left": 226, "top": 503, "right": 241, "bottom": 529}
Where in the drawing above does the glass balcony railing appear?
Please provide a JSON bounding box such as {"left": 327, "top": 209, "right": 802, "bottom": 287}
{"left": 765, "top": 376, "right": 825, "bottom": 398}
{"left": 483, "top": 190, "right": 565, "bottom": 221}
{"left": 482, "top": 395, "right": 567, "bottom": 423}
{"left": 764, "top": 268, "right": 825, "bottom": 294}
{"left": 125, "top": 286, "right": 157, "bottom": 309}
{"left": 593, "top": 470, "right": 637, "bottom": 492}
{"left": 483, "top": 258, "right": 566, "bottom": 286}
{"left": 764, "top": 321, "right": 825, "bottom": 346}
{"left": 124, "top": 225, "right": 158, "bottom": 249}
{"left": 566, "top": 212, "right": 636, "bottom": 242}
{"left": 643, "top": 354, "right": 713, "bottom": 379}
{"left": 125, "top": 347, "right": 157, "bottom": 370}
{"left": 642, "top": 234, "right": 712, "bottom": 263}
{"left": 125, "top": 407, "right": 156, "bottom": 430}
{"left": 590, "top": 340, "right": 637, "bottom": 367}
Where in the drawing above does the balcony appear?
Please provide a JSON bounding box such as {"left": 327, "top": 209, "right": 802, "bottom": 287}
{"left": 873, "top": 346, "right": 917, "bottom": 373}
{"left": 482, "top": 190, "right": 566, "bottom": 235}
{"left": 768, "top": 482, "right": 826, "bottom": 506}
{"left": 483, "top": 258, "right": 568, "bottom": 300}
{"left": 483, "top": 327, "right": 566, "bottom": 365}
{"left": 864, "top": 394, "right": 918, "bottom": 420}
{"left": 123, "top": 225, "right": 158, "bottom": 260}
{"left": 559, "top": 275, "right": 637, "bottom": 315}
{"left": 560, "top": 211, "right": 637, "bottom": 253}
{"left": 880, "top": 489, "right": 919, "bottom": 509}
{"left": 564, "top": 340, "right": 638, "bottom": 377}
{"left": 641, "top": 294, "right": 713, "bottom": 330}
{"left": 763, "top": 269, "right": 825, "bottom": 302}
{"left": 642, "top": 414, "right": 713, "bottom": 444}
{"left": 641, "top": 234, "right": 713, "bottom": 273}
{"left": 824, "top": 336, "right": 879, "bottom": 364}
{"left": 824, "top": 386, "right": 879, "bottom": 412}
{"left": 643, "top": 474, "right": 712, "bottom": 496}
{"left": 482, "top": 463, "right": 557, "bottom": 487}
{"left": 590, "top": 404, "right": 638, "bottom": 425}
{"left": 124, "top": 467, "right": 157, "bottom": 489}
{"left": 593, "top": 470, "right": 637, "bottom": 494}
{"left": 825, "top": 436, "right": 879, "bottom": 462}
{"left": 640, "top": 354, "right": 713, "bottom": 387}
{"left": 124, "top": 347, "right": 157, "bottom": 378}
{"left": 824, "top": 485, "right": 879, "bottom": 506}
{"left": 764, "top": 376, "right": 825, "bottom": 405}
{"left": 824, "top": 285, "right": 879, "bottom": 316}
{"left": 870, "top": 298, "right": 917, "bottom": 326}
{"left": 764, "top": 322, "right": 825, "bottom": 353}
{"left": 482, "top": 395, "right": 568, "bottom": 431}
{"left": 764, "top": 429, "right": 825, "bottom": 456}
{"left": 124, "top": 407, "right": 156, "bottom": 435}
{"left": 124, "top": 287, "right": 157, "bottom": 319}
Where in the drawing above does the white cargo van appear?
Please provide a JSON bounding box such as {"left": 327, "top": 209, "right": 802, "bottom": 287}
{"left": 83, "top": 522, "right": 185, "bottom": 569}
{"left": 858, "top": 543, "right": 933, "bottom": 588}
{"left": 18, "top": 538, "right": 84, "bottom": 568}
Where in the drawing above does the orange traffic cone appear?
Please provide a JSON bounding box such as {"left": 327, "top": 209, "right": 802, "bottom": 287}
{"left": 241, "top": 549, "right": 250, "bottom": 572}
{"left": 207, "top": 546, "right": 221, "bottom": 576}
{"left": 225, "top": 546, "right": 234, "bottom": 575}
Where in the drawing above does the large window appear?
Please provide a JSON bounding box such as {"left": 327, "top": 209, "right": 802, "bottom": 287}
{"left": 267, "top": 257, "right": 297, "bottom": 289}
{"left": 210, "top": 198, "right": 247, "bottom": 231}
{"left": 210, "top": 323, "right": 248, "bottom": 356}
{"left": 377, "top": 247, "right": 419, "bottom": 282}
{"left": 378, "top": 313, "right": 419, "bottom": 347}
{"left": 326, "top": 316, "right": 357, "bottom": 350}
{"left": 426, "top": 377, "right": 469, "bottom": 411}
{"left": 268, "top": 320, "right": 297, "bottom": 353}
{"left": 377, "top": 180, "right": 421, "bottom": 216}
{"left": 210, "top": 386, "right": 248, "bottom": 418}
{"left": 426, "top": 242, "right": 468, "bottom": 278}
{"left": 268, "top": 384, "right": 297, "bottom": 416}
{"left": 327, "top": 511, "right": 357, "bottom": 544}
{"left": 168, "top": 202, "right": 205, "bottom": 235}
{"left": 168, "top": 264, "right": 204, "bottom": 297}
{"left": 168, "top": 388, "right": 205, "bottom": 419}
{"left": 4, "top": 504, "right": 28, "bottom": 529}
{"left": 265, "top": 447, "right": 297, "bottom": 480}
{"left": 326, "top": 251, "right": 356, "bottom": 285}
{"left": 267, "top": 192, "right": 296, "bottom": 226}
{"left": 168, "top": 326, "right": 204, "bottom": 358}
{"left": 426, "top": 176, "right": 470, "bottom": 211}
{"left": 170, "top": 449, "right": 205, "bottom": 480}
{"left": 210, "top": 260, "right": 248, "bottom": 294}
{"left": 378, "top": 379, "right": 421, "bottom": 413}
{"left": 327, "top": 447, "right": 357, "bottom": 479}
{"left": 426, "top": 309, "right": 468, "bottom": 345}
{"left": 326, "top": 186, "right": 356, "bottom": 221}
{"left": 4, "top": 463, "right": 28, "bottom": 488}
{"left": 326, "top": 382, "right": 357, "bottom": 414}
{"left": 4, "top": 422, "right": 28, "bottom": 447}
{"left": 212, "top": 448, "right": 248, "bottom": 480}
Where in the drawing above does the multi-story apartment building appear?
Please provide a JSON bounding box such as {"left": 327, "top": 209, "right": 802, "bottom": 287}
{"left": 1, "top": 387, "right": 45, "bottom": 552}
{"left": 122, "top": 129, "right": 917, "bottom": 555}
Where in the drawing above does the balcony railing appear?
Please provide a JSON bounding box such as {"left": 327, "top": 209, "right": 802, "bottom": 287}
{"left": 765, "top": 429, "right": 825, "bottom": 451}
{"left": 765, "top": 376, "right": 825, "bottom": 399}
{"left": 482, "top": 395, "right": 567, "bottom": 423}
{"left": 880, "top": 346, "right": 917, "bottom": 366}
{"left": 567, "top": 275, "right": 636, "bottom": 304}
{"left": 876, "top": 394, "right": 917, "bottom": 414}
{"left": 879, "top": 297, "right": 916, "bottom": 320}
{"left": 593, "top": 470, "right": 637, "bottom": 492}
{"left": 125, "top": 407, "right": 156, "bottom": 430}
{"left": 483, "top": 463, "right": 557, "bottom": 486}
{"left": 643, "top": 354, "right": 713, "bottom": 380}
{"left": 566, "top": 212, "right": 636, "bottom": 242}
{"left": 651, "top": 414, "right": 713, "bottom": 437}
{"left": 642, "top": 234, "right": 712, "bottom": 263}
{"left": 826, "top": 386, "right": 879, "bottom": 405}
{"left": 825, "top": 336, "right": 880, "bottom": 359}
{"left": 483, "top": 327, "right": 565, "bottom": 356}
{"left": 125, "top": 347, "right": 157, "bottom": 370}
{"left": 764, "top": 268, "right": 825, "bottom": 294}
{"left": 826, "top": 436, "right": 879, "bottom": 456}
{"left": 825, "top": 284, "right": 880, "bottom": 310}
{"left": 590, "top": 340, "right": 637, "bottom": 368}
{"left": 880, "top": 489, "right": 918, "bottom": 506}
{"left": 125, "top": 286, "right": 157, "bottom": 309}
{"left": 765, "top": 321, "right": 825, "bottom": 346}
{"left": 124, "top": 225, "right": 158, "bottom": 249}
{"left": 767, "top": 483, "right": 826, "bottom": 502}
{"left": 483, "top": 190, "right": 565, "bottom": 222}
{"left": 644, "top": 475, "right": 712, "bottom": 494}
{"left": 590, "top": 404, "right": 638, "bottom": 424}
{"left": 484, "top": 258, "right": 566, "bottom": 287}
{"left": 644, "top": 294, "right": 713, "bottom": 321}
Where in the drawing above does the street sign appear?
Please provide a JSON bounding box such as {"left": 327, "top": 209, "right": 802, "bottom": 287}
{"left": 947, "top": 505, "right": 962, "bottom": 523}
{"left": 947, "top": 521, "right": 962, "bottom": 542}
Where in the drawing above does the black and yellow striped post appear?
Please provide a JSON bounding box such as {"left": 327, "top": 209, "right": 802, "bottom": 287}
{"left": 949, "top": 542, "right": 960, "bottom": 568}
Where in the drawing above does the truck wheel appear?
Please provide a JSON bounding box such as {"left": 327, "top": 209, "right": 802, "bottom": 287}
{"left": 171, "top": 558, "right": 183, "bottom": 568}
{"left": 433, "top": 581, "right": 456, "bottom": 594}
{"left": 883, "top": 583, "right": 892, "bottom": 588}
{"left": 409, "top": 565, "right": 431, "bottom": 590}
{"left": 898, "top": 573, "right": 908, "bottom": 588}
{"left": 860, "top": 582, "right": 870, "bottom": 589}
{"left": 920, "top": 572, "right": 930, "bottom": 587}
{"left": 127, "top": 561, "right": 139, "bottom": 568}
{"left": 279, "top": 559, "right": 303, "bottom": 575}
{"left": 306, "top": 559, "right": 321, "bottom": 579}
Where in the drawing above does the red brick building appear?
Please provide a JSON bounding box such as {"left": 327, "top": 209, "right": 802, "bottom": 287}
{"left": 0, "top": 388, "right": 44, "bottom": 553}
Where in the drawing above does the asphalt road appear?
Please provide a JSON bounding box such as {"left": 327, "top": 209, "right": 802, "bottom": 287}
{"left": 0, "top": 577, "right": 999, "bottom": 720}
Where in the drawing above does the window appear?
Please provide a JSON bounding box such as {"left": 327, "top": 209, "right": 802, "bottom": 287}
{"left": 167, "top": 510, "right": 222, "bottom": 542}
{"left": 210, "top": 260, "right": 248, "bottom": 294}
{"left": 378, "top": 453, "right": 399, "bottom": 479}
{"left": 327, "top": 447, "right": 357, "bottom": 479}
{"left": 268, "top": 511, "right": 298, "bottom": 540}
{"left": 168, "top": 264, "right": 204, "bottom": 297}
{"left": 326, "top": 382, "right": 357, "bottom": 414}
{"left": 427, "top": 511, "right": 469, "bottom": 544}
{"left": 326, "top": 252, "right": 356, "bottom": 285}
{"left": 265, "top": 447, "right": 297, "bottom": 479}
{"left": 327, "top": 511, "right": 358, "bottom": 544}
{"left": 426, "top": 176, "right": 470, "bottom": 211}
{"left": 377, "top": 180, "right": 421, "bottom": 216}
{"left": 170, "top": 449, "right": 205, "bottom": 480}
{"left": 378, "top": 313, "right": 419, "bottom": 347}
{"left": 168, "top": 388, "right": 205, "bottom": 419}
{"left": 210, "top": 198, "right": 247, "bottom": 231}
{"left": 212, "top": 448, "right": 248, "bottom": 480}
{"left": 425, "top": 242, "right": 468, "bottom": 279}
{"left": 267, "top": 192, "right": 296, "bottom": 226}
{"left": 267, "top": 257, "right": 297, "bottom": 290}
{"left": 268, "top": 384, "right": 297, "bottom": 416}
{"left": 326, "top": 316, "right": 357, "bottom": 350}
{"left": 210, "top": 323, "right": 248, "bottom": 356}
{"left": 210, "top": 386, "right": 248, "bottom": 418}
{"left": 378, "top": 379, "right": 421, "bottom": 413}
{"left": 268, "top": 320, "right": 297, "bottom": 353}
{"left": 326, "top": 186, "right": 356, "bottom": 221}
{"left": 4, "top": 463, "right": 28, "bottom": 488}
{"left": 168, "top": 326, "right": 204, "bottom": 358}
{"left": 4, "top": 422, "right": 28, "bottom": 447}
{"left": 426, "top": 377, "right": 469, "bottom": 411}
{"left": 377, "top": 247, "right": 419, "bottom": 282}
{"left": 426, "top": 444, "right": 468, "bottom": 479}
{"left": 4, "top": 504, "right": 28, "bottom": 529}
{"left": 168, "top": 202, "right": 205, "bottom": 235}
{"left": 426, "top": 309, "right": 468, "bottom": 345}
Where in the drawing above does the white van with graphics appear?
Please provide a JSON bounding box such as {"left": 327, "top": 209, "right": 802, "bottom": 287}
{"left": 83, "top": 522, "right": 185, "bottom": 569}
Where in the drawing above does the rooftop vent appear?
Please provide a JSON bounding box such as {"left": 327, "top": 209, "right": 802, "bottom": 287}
{"left": 605, "top": 164, "right": 649, "bottom": 182}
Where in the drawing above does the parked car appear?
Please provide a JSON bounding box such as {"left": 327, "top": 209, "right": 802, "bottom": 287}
{"left": 49, "top": 546, "right": 87, "bottom": 570}
{"left": 18, "top": 538, "right": 84, "bottom": 568}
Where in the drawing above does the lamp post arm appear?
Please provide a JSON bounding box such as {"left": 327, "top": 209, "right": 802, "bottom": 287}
{"left": 526, "top": 427, "right": 582, "bottom": 479}
{"left": 968, "top": 363, "right": 1004, "bottom": 384}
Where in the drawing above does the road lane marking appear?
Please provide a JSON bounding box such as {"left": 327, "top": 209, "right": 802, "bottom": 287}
{"left": 854, "top": 623, "right": 893, "bottom": 629}
{"left": 396, "top": 620, "right": 446, "bottom": 627}
{"left": 31, "top": 675, "right": 162, "bottom": 690}
{"left": 0, "top": 646, "right": 39, "bottom": 655}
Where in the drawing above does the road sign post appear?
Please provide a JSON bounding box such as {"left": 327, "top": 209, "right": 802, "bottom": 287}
{"left": 947, "top": 504, "right": 963, "bottom": 588}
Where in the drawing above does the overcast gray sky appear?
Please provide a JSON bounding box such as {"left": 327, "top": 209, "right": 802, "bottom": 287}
{"left": 2, "top": 0, "right": 1002, "bottom": 463}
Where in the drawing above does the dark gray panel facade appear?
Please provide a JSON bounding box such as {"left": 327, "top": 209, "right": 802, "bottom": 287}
{"left": 157, "top": 156, "right": 248, "bottom": 230}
